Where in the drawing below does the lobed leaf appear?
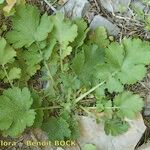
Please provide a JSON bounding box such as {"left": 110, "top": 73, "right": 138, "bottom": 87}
{"left": 0, "top": 37, "right": 16, "bottom": 65}
{"left": 97, "top": 38, "right": 150, "bottom": 93}
{"left": 6, "top": 5, "right": 53, "bottom": 48}
{"left": 42, "top": 116, "right": 71, "bottom": 141}
{"left": 0, "top": 87, "right": 35, "bottom": 137}
{"left": 114, "top": 91, "right": 144, "bottom": 119}
{"left": 104, "top": 119, "right": 129, "bottom": 136}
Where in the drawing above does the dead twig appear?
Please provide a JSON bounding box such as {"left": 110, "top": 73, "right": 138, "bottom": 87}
{"left": 139, "top": 81, "right": 150, "bottom": 92}
{"left": 93, "top": 0, "right": 101, "bottom": 12}
{"left": 43, "top": 0, "right": 56, "bottom": 12}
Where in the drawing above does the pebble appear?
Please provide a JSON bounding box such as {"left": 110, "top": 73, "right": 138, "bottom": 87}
{"left": 60, "top": 0, "right": 90, "bottom": 19}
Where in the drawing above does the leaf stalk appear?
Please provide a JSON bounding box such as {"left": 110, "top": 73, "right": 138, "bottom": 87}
{"left": 2, "top": 65, "right": 14, "bottom": 88}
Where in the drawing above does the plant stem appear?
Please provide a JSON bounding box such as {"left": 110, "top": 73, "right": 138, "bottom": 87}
{"left": 2, "top": 65, "right": 14, "bottom": 88}
{"left": 79, "top": 106, "right": 95, "bottom": 118}
{"left": 36, "top": 42, "right": 56, "bottom": 88}
{"left": 75, "top": 71, "right": 118, "bottom": 104}
{"left": 43, "top": 59, "right": 54, "bottom": 84}
{"left": 60, "top": 48, "right": 63, "bottom": 73}
{"left": 75, "top": 81, "right": 105, "bottom": 104}
{"left": 87, "top": 106, "right": 120, "bottom": 109}
{"left": 34, "top": 106, "right": 61, "bottom": 111}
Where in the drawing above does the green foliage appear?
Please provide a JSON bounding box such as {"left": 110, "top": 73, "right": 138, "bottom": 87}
{"left": 6, "top": 5, "right": 39, "bottom": 48}
{"left": 31, "top": 90, "right": 44, "bottom": 128}
{"left": 52, "top": 13, "right": 77, "bottom": 47}
{"left": 52, "top": 13, "right": 78, "bottom": 61}
{"left": 42, "top": 116, "right": 71, "bottom": 141}
{"left": 0, "top": 87, "right": 35, "bottom": 137}
{"left": 0, "top": 37, "right": 21, "bottom": 85}
{"left": 96, "top": 91, "right": 144, "bottom": 135}
{"left": 142, "top": 0, "right": 150, "bottom": 6}
{"left": 6, "top": 5, "right": 53, "bottom": 48}
{"left": 6, "top": 67, "right": 21, "bottom": 81}
{"left": 0, "top": 0, "right": 4, "bottom": 4}
{"left": 145, "top": 16, "right": 150, "bottom": 31}
{"left": 131, "top": 2, "right": 150, "bottom": 31}
{"left": 104, "top": 119, "right": 129, "bottom": 136}
{"left": 97, "top": 38, "right": 150, "bottom": 93}
{"left": 45, "top": 113, "right": 80, "bottom": 141}
{"left": 72, "top": 44, "right": 104, "bottom": 86}
{"left": 0, "top": 37, "right": 16, "bottom": 65}
{"left": 82, "top": 144, "right": 97, "bottom": 150}
{"left": 0, "top": 0, "right": 25, "bottom": 15}
{"left": 89, "top": 27, "right": 110, "bottom": 49}
{"left": 114, "top": 92, "right": 144, "bottom": 119}
{"left": 34, "top": 13, "right": 53, "bottom": 42}
{"left": 0, "top": 3, "right": 149, "bottom": 140}
{"left": 72, "top": 19, "right": 89, "bottom": 49}
{"left": 96, "top": 98, "right": 112, "bottom": 116}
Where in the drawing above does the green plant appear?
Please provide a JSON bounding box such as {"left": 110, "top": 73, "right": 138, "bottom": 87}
{"left": 142, "top": 0, "right": 150, "bottom": 6}
{"left": 0, "top": 3, "right": 150, "bottom": 140}
{"left": 145, "top": 16, "right": 150, "bottom": 31}
{"left": 131, "top": 2, "right": 150, "bottom": 31}
{"left": 0, "top": 0, "right": 25, "bottom": 15}
{"left": 82, "top": 144, "right": 97, "bottom": 150}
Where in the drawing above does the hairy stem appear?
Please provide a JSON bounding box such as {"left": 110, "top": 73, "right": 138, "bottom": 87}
{"left": 79, "top": 106, "right": 95, "bottom": 118}
{"left": 75, "top": 81, "right": 105, "bottom": 104}
{"left": 60, "top": 48, "right": 63, "bottom": 73}
{"left": 36, "top": 42, "right": 56, "bottom": 88}
{"left": 75, "top": 72, "right": 117, "bottom": 104}
{"left": 43, "top": 0, "right": 56, "bottom": 12}
{"left": 2, "top": 65, "right": 14, "bottom": 88}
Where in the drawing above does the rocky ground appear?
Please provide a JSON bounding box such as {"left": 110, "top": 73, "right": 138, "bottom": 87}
{"left": 0, "top": 0, "right": 150, "bottom": 150}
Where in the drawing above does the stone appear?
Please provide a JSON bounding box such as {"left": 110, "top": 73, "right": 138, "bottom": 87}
{"left": 60, "top": 0, "right": 90, "bottom": 19}
{"left": 90, "top": 15, "right": 120, "bottom": 36}
{"left": 78, "top": 115, "right": 146, "bottom": 150}
{"left": 98, "top": 0, "right": 131, "bottom": 13}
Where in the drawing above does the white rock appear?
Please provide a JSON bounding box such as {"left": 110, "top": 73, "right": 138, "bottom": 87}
{"left": 98, "top": 0, "right": 131, "bottom": 13}
{"left": 78, "top": 115, "right": 146, "bottom": 150}
{"left": 60, "top": 0, "right": 90, "bottom": 19}
{"left": 90, "top": 15, "right": 120, "bottom": 36}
